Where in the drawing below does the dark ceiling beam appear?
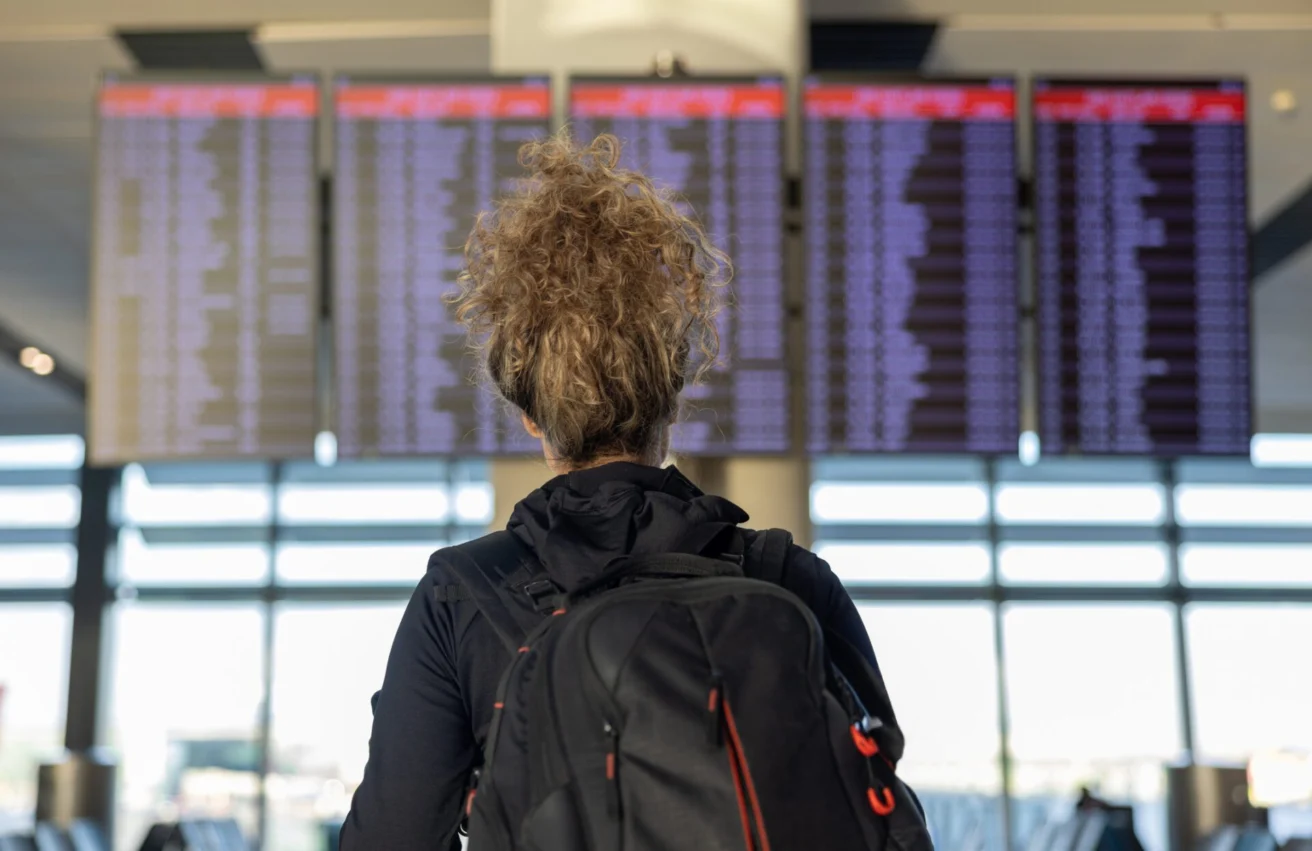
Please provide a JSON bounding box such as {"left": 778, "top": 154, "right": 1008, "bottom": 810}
{"left": 0, "top": 317, "right": 86, "bottom": 401}
{"left": 115, "top": 29, "right": 266, "bottom": 71}
{"left": 1253, "top": 177, "right": 1312, "bottom": 283}
{"left": 809, "top": 20, "right": 941, "bottom": 71}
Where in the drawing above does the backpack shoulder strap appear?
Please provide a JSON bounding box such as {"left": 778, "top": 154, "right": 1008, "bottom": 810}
{"left": 438, "top": 532, "right": 548, "bottom": 654}
{"left": 745, "top": 528, "right": 793, "bottom": 587}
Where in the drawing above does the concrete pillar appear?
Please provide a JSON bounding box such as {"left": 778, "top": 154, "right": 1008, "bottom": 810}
{"left": 489, "top": 458, "right": 553, "bottom": 529}
{"left": 722, "top": 457, "right": 812, "bottom": 548}
{"left": 674, "top": 456, "right": 812, "bottom": 549}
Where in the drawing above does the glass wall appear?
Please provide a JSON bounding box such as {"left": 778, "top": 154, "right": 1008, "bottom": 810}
{"left": 0, "top": 436, "right": 80, "bottom": 835}
{"left": 5, "top": 437, "right": 1312, "bottom": 849}
{"left": 812, "top": 450, "right": 1312, "bottom": 851}
{"left": 104, "top": 457, "right": 491, "bottom": 850}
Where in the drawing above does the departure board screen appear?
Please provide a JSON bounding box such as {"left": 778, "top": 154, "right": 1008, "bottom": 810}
{"left": 333, "top": 77, "right": 551, "bottom": 456}
{"left": 804, "top": 77, "right": 1021, "bottom": 454}
{"left": 89, "top": 75, "right": 320, "bottom": 464}
{"left": 569, "top": 77, "right": 789, "bottom": 454}
{"left": 1034, "top": 79, "right": 1251, "bottom": 456}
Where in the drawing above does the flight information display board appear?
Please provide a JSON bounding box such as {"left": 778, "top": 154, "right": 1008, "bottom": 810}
{"left": 333, "top": 77, "right": 551, "bottom": 456}
{"left": 1034, "top": 79, "right": 1251, "bottom": 456}
{"left": 89, "top": 75, "right": 320, "bottom": 463}
{"left": 804, "top": 77, "right": 1021, "bottom": 454}
{"left": 569, "top": 77, "right": 790, "bottom": 454}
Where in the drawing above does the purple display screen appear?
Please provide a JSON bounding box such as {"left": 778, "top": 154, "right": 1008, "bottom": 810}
{"left": 332, "top": 77, "right": 551, "bottom": 457}
{"left": 803, "top": 78, "right": 1021, "bottom": 454}
{"left": 570, "top": 78, "right": 791, "bottom": 455}
{"left": 1033, "top": 79, "right": 1251, "bottom": 456}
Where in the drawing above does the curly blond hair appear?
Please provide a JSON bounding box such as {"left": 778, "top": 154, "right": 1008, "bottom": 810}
{"left": 453, "top": 131, "right": 729, "bottom": 465}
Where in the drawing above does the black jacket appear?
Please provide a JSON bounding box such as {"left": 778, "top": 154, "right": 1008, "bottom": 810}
{"left": 340, "top": 462, "right": 885, "bottom": 851}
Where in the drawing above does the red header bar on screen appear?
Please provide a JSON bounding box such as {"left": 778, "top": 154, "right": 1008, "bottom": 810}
{"left": 99, "top": 83, "right": 318, "bottom": 118}
{"left": 1033, "top": 88, "right": 1245, "bottom": 123}
{"left": 570, "top": 84, "right": 785, "bottom": 119}
{"left": 336, "top": 84, "right": 551, "bottom": 119}
{"left": 804, "top": 84, "right": 1015, "bottom": 120}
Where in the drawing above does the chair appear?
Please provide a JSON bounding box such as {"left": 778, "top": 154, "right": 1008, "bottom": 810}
{"left": 31, "top": 825, "right": 71, "bottom": 851}
{"left": 65, "top": 821, "right": 108, "bottom": 851}
{"left": 0, "top": 835, "right": 39, "bottom": 851}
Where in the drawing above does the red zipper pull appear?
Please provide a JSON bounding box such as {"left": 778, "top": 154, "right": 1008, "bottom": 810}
{"left": 604, "top": 721, "right": 621, "bottom": 817}
{"left": 707, "top": 672, "right": 725, "bottom": 747}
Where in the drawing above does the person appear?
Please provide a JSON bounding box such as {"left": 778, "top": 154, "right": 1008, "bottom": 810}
{"left": 339, "top": 132, "right": 893, "bottom": 850}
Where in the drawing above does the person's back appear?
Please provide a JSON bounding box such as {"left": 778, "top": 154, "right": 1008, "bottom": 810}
{"left": 340, "top": 132, "right": 924, "bottom": 851}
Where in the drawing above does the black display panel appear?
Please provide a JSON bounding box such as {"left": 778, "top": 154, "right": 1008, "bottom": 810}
{"left": 1033, "top": 78, "right": 1251, "bottom": 456}
{"left": 569, "top": 77, "right": 790, "bottom": 454}
{"left": 804, "top": 77, "right": 1021, "bottom": 453}
{"left": 333, "top": 77, "right": 551, "bottom": 456}
{"left": 89, "top": 75, "right": 320, "bottom": 463}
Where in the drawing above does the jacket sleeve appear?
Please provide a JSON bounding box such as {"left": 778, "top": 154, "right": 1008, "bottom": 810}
{"left": 784, "top": 544, "right": 883, "bottom": 679}
{"left": 340, "top": 572, "right": 473, "bottom": 851}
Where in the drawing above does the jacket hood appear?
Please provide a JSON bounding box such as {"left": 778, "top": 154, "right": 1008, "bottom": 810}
{"left": 506, "top": 462, "right": 749, "bottom": 591}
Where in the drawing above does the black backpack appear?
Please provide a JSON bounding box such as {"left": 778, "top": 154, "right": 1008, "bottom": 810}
{"left": 446, "top": 524, "right": 934, "bottom": 851}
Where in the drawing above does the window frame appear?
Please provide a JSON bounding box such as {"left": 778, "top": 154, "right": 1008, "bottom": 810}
{"left": 25, "top": 447, "right": 1312, "bottom": 851}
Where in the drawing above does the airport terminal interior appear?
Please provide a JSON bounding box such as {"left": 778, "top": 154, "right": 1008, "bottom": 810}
{"left": 1, "top": 0, "right": 1312, "bottom": 849}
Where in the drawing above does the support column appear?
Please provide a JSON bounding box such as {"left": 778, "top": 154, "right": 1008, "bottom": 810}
{"left": 65, "top": 465, "right": 117, "bottom": 752}
{"left": 721, "top": 457, "right": 812, "bottom": 548}
{"left": 489, "top": 458, "right": 553, "bottom": 529}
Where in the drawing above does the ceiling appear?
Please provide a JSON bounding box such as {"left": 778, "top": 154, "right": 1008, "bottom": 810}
{"left": 0, "top": 0, "right": 1309, "bottom": 434}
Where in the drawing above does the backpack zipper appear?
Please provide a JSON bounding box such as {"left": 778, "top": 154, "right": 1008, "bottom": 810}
{"left": 722, "top": 695, "right": 771, "bottom": 851}
{"left": 604, "top": 720, "right": 621, "bottom": 817}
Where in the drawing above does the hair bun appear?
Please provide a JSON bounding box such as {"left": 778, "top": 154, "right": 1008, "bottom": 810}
{"left": 454, "top": 131, "right": 730, "bottom": 465}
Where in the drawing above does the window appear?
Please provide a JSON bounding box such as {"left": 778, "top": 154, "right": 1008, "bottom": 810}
{"left": 858, "top": 604, "right": 1005, "bottom": 850}
{"left": 812, "top": 482, "right": 989, "bottom": 524}
{"left": 1180, "top": 545, "right": 1312, "bottom": 587}
{"left": 108, "top": 605, "right": 266, "bottom": 851}
{"left": 0, "top": 605, "right": 71, "bottom": 835}
{"left": 102, "top": 457, "right": 494, "bottom": 850}
{"left": 1186, "top": 605, "right": 1312, "bottom": 763}
{"left": 0, "top": 437, "right": 80, "bottom": 833}
{"left": 275, "top": 543, "right": 433, "bottom": 585}
{"left": 278, "top": 484, "right": 451, "bottom": 525}
{"left": 994, "top": 484, "right": 1165, "bottom": 525}
{"left": 0, "top": 487, "right": 81, "bottom": 529}
{"left": 272, "top": 460, "right": 489, "bottom": 584}
{"left": 118, "top": 530, "right": 269, "bottom": 586}
{"left": 1176, "top": 485, "right": 1312, "bottom": 527}
{"left": 119, "top": 464, "right": 272, "bottom": 527}
{"left": 816, "top": 543, "right": 991, "bottom": 584}
{"left": 0, "top": 435, "right": 84, "bottom": 470}
{"left": 6, "top": 440, "right": 1300, "bottom": 851}
{"left": 998, "top": 544, "right": 1168, "bottom": 585}
{"left": 1003, "top": 605, "right": 1180, "bottom": 851}
{"left": 266, "top": 605, "right": 406, "bottom": 851}
{"left": 0, "top": 545, "right": 76, "bottom": 588}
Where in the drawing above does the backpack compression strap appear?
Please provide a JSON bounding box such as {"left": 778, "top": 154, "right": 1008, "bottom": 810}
{"left": 746, "top": 528, "right": 793, "bottom": 587}
{"left": 441, "top": 532, "right": 548, "bottom": 654}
